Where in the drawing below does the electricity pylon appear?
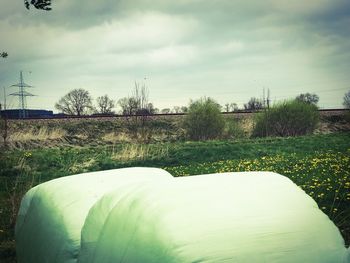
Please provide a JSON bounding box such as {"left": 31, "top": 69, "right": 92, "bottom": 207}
{"left": 9, "top": 71, "right": 35, "bottom": 118}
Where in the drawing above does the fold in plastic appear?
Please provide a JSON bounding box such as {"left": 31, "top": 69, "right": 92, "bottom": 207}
{"left": 15, "top": 169, "right": 350, "bottom": 263}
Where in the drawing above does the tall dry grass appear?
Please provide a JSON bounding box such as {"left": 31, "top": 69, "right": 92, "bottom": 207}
{"left": 9, "top": 127, "right": 66, "bottom": 142}
{"left": 102, "top": 132, "right": 132, "bottom": 143}
{"left": 112, "top": 144, "right": 169, "bottom": 162}
{"left": 0, "top": 126, "right": 67, "bottom": 149}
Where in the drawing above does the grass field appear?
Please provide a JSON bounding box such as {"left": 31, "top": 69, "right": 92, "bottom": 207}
{"left": 0, "top": 132, "right": 349, "bottom": 261}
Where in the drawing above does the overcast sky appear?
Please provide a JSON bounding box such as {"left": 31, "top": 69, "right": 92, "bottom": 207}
{"left": 1, "top": 0, "right": 350, "bottom": 112}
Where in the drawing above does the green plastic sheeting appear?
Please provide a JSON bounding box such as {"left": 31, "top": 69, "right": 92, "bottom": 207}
{"left": 15, "top": 167, "right": 173, "bottom": 263}
{"left": 16, "top": 169, "right": 350, "bottom": 263}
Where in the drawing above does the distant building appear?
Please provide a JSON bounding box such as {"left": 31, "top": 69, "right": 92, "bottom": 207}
{"left": 0, "top": 109, "right": 53, "bottom": 119}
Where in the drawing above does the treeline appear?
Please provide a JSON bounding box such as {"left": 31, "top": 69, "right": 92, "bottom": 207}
{"left": 55, "top": 83, "right": 348, "bottom": 116}
{"left": 54, "top": 84, "right": 182, "bottom": 116}
{"left": 51, "top": 86, "right": 350, "bottom": 142}
{"left": 55, "top": 83, "right": 156, "bottom": 116}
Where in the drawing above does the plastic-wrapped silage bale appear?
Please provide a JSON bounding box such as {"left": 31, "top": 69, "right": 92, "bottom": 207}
{"left": 79, "top": 172, "right": 350, "bottom": 263}
{"left": 15, "top": 167, "right": 173, "bottom": 263}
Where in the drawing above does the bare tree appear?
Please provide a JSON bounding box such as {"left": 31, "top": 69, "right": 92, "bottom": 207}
{"left": 173, "top": 106, "right": 181, "bottom": 113}
{"left": 153, "top": 107, "right": 160, "bottom": 114}
{"left": 343, "top": 91, "right": 350, "bottom": 109}
{"left": 146, "top": 103, "right": 156, "bottom": 115}
{"left": 161, "top": 108, "right": 171, "bottom": 114}
{"left": 224, "top": 103, "right": 230, "bottom": 112}
{"left": 96, "top": 95, "right": 115, "bottom": 114}
{"left": 118, "top": 97, "right": 138, "bottom": 115}
{"left": 118, "top": 82, "right": 153, "bottom": 116}
{"left": 55, "top": 89, "right": 93, "bottom": 116}
{"left": 132, "top": 82, "right": 150, "bottom": 114}
{"left": 230, "top": 103, "right": 239, "bottom": 111}
{"left": 244, "top": 97, "right": 263, "bottom": 111}
{"left": 119, "top": 82, "right": 154, "bottom": 141}
{"left": 117, "top": 98, "right": 128, "bottom": 115}
{"left": 296, "top": 93, "right": 319, "bottom": 105}
{"left": 180, "top": 106, "right": 188, "bottom": 113}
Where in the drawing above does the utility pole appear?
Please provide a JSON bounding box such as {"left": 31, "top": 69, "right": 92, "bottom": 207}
{"left": 267, "top": 88, "right": 270, "bottom": 109}
{"left": 9, "top": 71, "right": 35, "bottom": 118}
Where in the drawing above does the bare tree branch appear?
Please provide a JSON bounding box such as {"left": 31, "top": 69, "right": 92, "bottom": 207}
{"left": 0, "top": 52, "right": 8, "bottom": 58}
{"left": 24, "top": 0, "right": 52, "bottom": 11}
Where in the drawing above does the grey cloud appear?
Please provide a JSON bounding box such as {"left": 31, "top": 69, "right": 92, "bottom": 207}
{"left": 1, "top": 0, "right": 349, "bottom": 110}
{"left": 3, "top": 0, "right": 348, "bottom": 54}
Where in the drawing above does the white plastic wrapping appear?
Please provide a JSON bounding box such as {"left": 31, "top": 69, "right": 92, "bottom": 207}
{"left": 15, "top": 167, "right": 173, "bottom": 263}
{"left": 16, "top": 169, "right": 350, "bottom": 263}
{"left": 80, "top": 172, "right": 349, "bottom": 263}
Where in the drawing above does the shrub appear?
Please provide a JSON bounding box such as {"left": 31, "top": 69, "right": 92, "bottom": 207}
{"left": 223, "top": 119, "right": 246, "bottom": 139}
{"left": 183, "top": 97, "right": 225, "bottom": 140}
{"left": 252, "top": 100, "right": 319, "bottom": 137}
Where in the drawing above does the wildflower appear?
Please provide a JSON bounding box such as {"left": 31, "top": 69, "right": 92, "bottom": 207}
{"left": 24, "top": 152, "right": 32, "bottom": 158}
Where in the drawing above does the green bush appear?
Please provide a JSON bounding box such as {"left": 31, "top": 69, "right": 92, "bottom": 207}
{"left": 223, "top": 119, "right": 246, "bottom": 139}
{"left": 183, "top": 97, "right": 225, "bottom": 140}
{"left": 252, "top": 100, "right": 319, "bottom": 137}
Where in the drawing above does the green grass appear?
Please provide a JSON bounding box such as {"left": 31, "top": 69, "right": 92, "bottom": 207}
{"left": 0, "top": 132, "right": 349, "bottom": 261}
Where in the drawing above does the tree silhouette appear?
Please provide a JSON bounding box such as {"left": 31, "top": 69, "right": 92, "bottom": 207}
{"left": 244, "top": 97, "right": 263, "bottom": 111}
{"left": 295, "top": 93, "right": 319, "bottom": 105}
{"left": 55, "top": 89, "right": 93, "bottom": 116}
{"left": 96, "top": 95, "right": 115, "bottom": 114}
